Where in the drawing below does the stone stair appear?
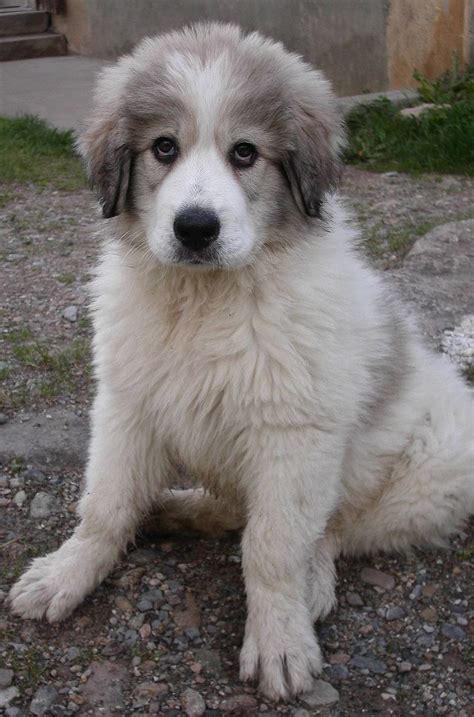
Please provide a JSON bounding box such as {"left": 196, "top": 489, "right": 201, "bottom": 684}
{"left": 0, "top": 3, "right": 66, "bottom": 60}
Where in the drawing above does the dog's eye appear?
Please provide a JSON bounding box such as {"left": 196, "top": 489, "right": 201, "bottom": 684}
{"left": 231, "top": 142, "right": 258, "bottom": 168}
{"left": 152, "top": 137, "right": 178, "bottom": 163}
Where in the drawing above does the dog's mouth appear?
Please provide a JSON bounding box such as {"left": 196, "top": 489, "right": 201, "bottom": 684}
{"left": 174, "top": 246, "right": 222, "bottom": 267}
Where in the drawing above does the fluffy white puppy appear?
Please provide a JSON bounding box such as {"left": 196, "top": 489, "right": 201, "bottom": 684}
{"left": 9, "top": 23, "right": 473, "bottom": 701}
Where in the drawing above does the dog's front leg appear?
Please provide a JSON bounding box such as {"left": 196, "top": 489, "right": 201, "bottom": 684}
{"left": 239, "top": 429, "right": 341, "bottom": 701}
{"left": 9, "top": 391, "right": 163, "bottom": 623}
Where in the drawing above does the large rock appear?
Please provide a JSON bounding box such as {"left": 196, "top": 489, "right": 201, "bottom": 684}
{"left": 391, "top": 219, "right": 474, "bottom": 344}
{"left": 0, "top": 408, "right": 88, "bottom": 470}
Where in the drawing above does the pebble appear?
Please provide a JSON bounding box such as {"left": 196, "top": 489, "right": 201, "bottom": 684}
{"left": 139, "top": 623, "right": 152, "bottom": 639}
{"left": 300, "top": 680, "right": 340, "bottom": 707}
{"left": 0, "top": 413, "right": 7, "bottom": 425}
{"left": 136, "top": 599, "right": 153, "bottom": 612}
{"left": 441, "top": 623, "right": 466, "bottom": 641}
{"left": 385, "top": 605, "right": 406, "bottom": 621}
{"left": 194, "top": 648, "right": 221, "bottom": 673}
{"left": 0, "top": 474, "right": 8, "bottom": 488}
{"left": 181, "top": 688, "right": 206, "bottom": 717}
{"left": 30, "top": 686, "right": 59, "bottom": 716}
{"left": 66, "top": 646, "right": 81, "bottom": 662}
{"left": 29, "top": 491, "right": 58, "bottom": 518}
{"left": 13, "top": 490, "right": 27, "bottom": 507}
{"left": 294, "top": 711, "right": 311, "bottom": 717}
{"left": 351, "top": 655, "right": 387, "bottom": 674}
{"left": 360, "top": 567, "right": 395, "bottom": 590}
{"left": 114, "top": 596, "right": 133, "bottom": 611}
{"left": 325, "top": 664, "right": 349, "bottom": 681}
{"left": 0, "top": 670, "right": 14, "bottom": 689}
{"left": 398, "top": 661, "right": 412, "bottom": 673}
{"left": 23, "top": 467, "right": 47, "bottom": 483}
{"left": 220, "top": 694, "right": 258, "bottom": 711}
{"left": 346, "top": 592, "right": 364, "bottom": 607}
{"left": 63, "top": 305, "right": 78, "bottom": 322}
{"left": 0, "top": 687, "right": 19, "bottom": 708}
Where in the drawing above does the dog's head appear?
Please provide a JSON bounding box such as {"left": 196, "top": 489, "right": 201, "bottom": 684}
{"left": 79, "top": 23, "right": 345, "bottom": 268}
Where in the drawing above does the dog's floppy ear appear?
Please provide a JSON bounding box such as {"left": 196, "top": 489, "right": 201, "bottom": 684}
{"left": 78, "top": 115, "right": 132, "bottom": 219}
{"left": 282, "top": 76, "right": 344, "bottom": 218}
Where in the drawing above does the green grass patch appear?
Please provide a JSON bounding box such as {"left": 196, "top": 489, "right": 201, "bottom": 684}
{"left": 0, "top": 115, "right": 85, "bottom": 190}
{"left": 57, "top": 272, "right": 76, "bottom": 285}
{"left": 345, "top": 98, "right": 474, "bottom": 175}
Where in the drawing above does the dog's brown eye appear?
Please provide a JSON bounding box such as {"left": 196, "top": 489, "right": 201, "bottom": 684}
{"left": 231, "top": 142, "right": 257, "bottom": 168}
{"left": 153, "top": 137, "right": 178, "bottom": 162}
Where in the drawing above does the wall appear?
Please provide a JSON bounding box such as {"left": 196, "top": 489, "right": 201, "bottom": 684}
{"left": 53, "top": 0, "right": 471, "bottom": 96}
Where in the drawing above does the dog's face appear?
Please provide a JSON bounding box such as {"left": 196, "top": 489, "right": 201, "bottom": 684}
{"left": 79, "top": 24, "right": 344, "bottom": 268}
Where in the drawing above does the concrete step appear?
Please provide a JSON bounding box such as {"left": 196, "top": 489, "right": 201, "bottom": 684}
{"left": 0, "top": 10, "right": 49, "bottom": 37}
{"left": 0, "top": 31, "right": 66, "bottom": 61}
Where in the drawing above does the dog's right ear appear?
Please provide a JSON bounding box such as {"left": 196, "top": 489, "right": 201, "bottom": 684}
{"left": 77, "top": 116, "right": 132, "bottom": 219}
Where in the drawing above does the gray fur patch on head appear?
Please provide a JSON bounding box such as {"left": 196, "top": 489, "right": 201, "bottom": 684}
{"left": 78, "top": 22, "right": 345, "bottom": 221}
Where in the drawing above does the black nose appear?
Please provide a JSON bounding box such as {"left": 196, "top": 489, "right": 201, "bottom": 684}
{"left": 173, "top": 206, "right": 220, "bottom": 251}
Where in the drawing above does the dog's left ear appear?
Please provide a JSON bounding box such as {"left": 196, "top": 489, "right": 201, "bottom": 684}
{"left": 282, "top": 78, "right": 344, "bottom": 218}
{"left": 77, "top": 116, "right": 132, "bottom": 219}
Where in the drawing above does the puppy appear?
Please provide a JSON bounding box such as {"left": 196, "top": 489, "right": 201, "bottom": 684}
{"left": 9, "top": 23, "right": 473, "bottom": 701}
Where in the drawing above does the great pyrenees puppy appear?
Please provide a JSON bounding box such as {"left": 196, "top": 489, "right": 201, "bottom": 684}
{"left": 9, "top": 23, "right": 473, "bottom": 701}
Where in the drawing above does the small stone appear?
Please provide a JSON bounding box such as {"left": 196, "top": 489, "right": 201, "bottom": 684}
{"left": 0, "top": 669, "right": 14, "bottom": 689}
{"left": 0, "top": 474, "right": 8, "bottom": 487}
{"left": 63, "top": 305, "right": 78, "bottom": 322}
{"left": 351, "top": 655, "right": 387, "bottom": 674}
{"left": 114, "top": 596, "right": 133, "bottom": 611}
{"left": 194, "top": 648, "right": 221, "bottom": 673}
{"left": 329, "top": 652, "right": 350, "bottom": 665}
{"left": 381, "top": 692, "right": 397, "bottom": 701}
{"left": 23, "top": 467, "right": 46, "bottom": 483}
{"left": 301, "top": 680, "right": 339, "bottom": 707}
{"left": 441, "top": 623, "right": 466, "bottom": 641}
{"left": 324, "top": 664, "right": 349, "bottom": 681}
{"left": 136, "top": 599, "right": 153, "bottom": 612}
{"left": 141, "top": 589, "right": 164, "bottom": 603}
{"left": 66, "top": 646, "right": 81, "bottom": 662}
{"left": 139, "top": 623, "right": 151, "bottom": 640}
{"left": 136, "top": 682, "right": 168, "bottom": 699}
{"left": 347, "top": 592, "right": 364, "bottom": 607}
{"left": 293, "top": 711, "right": 311, "bottom": 717}
{"left": 6, "top": 706, "right": 21, "bottom": 717}
{"left": 409, "top": 585, "right": 422, "bottom": 600}
{"left": 0, "top": 413, "right": 8, "bottom": 425}
{"left": 13, "top": 490, "right": 27, "bottom": 507}
{"left": 0, "top": 687, "right": 19, "bottom": 708}
{"left": 184, "top": 626, "right": 200, "bottom": 640}
{"left": 220, "top": 694, "right": 258, "bottom": 712}
{"left": 30, "top": 686, "right": 59, "bottom": 716}
{"left": 181, "top": 688, "right": 206, "bottom": 717}
{"left": 398, "top": 661, "right": 412, "bottom": 673}
{"left": 385, "top": 605, "right": 406, "bottom": 621}
{"left": 29, "top": 492, "right": 58, "bottom": 518}
{"left": 360, "top": 567, "right": 395, "bottom": 591}
{"left": 420, "top": 607, "right": 437, "bottom": 622}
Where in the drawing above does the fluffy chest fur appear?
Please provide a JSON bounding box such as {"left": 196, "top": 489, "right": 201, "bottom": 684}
{"left": 90, "top": 231, "right": 370, "bottom": 483}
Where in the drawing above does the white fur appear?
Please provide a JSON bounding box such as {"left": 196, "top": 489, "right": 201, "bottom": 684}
{"left": 9, "top": 24, "right": 474, "bottom": 703}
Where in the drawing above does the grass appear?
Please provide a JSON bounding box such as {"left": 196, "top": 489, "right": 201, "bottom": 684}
{"left": 0, "top": 115, "right": 85, "bottom": 191}
{"left": 345, "top": 65, "right": 474, "bottom": 175}
{"left": 1, "top": 327, "right": 91, "bottom": 410}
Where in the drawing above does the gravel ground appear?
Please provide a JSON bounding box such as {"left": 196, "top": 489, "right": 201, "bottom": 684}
{"left": 0, "top": 168, "right": 473, "bottom": 716}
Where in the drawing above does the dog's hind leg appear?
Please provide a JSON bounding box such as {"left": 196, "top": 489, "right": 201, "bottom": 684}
{"left": 144, "top": 488, "right": 245, "bottom": 537}
{"left": 339, "top": 383, "right": 474, "bottom": 556}
{"left": 9, "top": 391, "right": 167, "bottom": 623}
{"left": 308, "top": 534, "right": 339, "bottom": 622}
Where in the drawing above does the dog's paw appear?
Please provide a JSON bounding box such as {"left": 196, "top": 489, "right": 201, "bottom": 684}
{"left": 9, "top": 543, "right": 93, "bottom": 622}
{"left": 239, "top": 608, "right": 322, "bottom": 700}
